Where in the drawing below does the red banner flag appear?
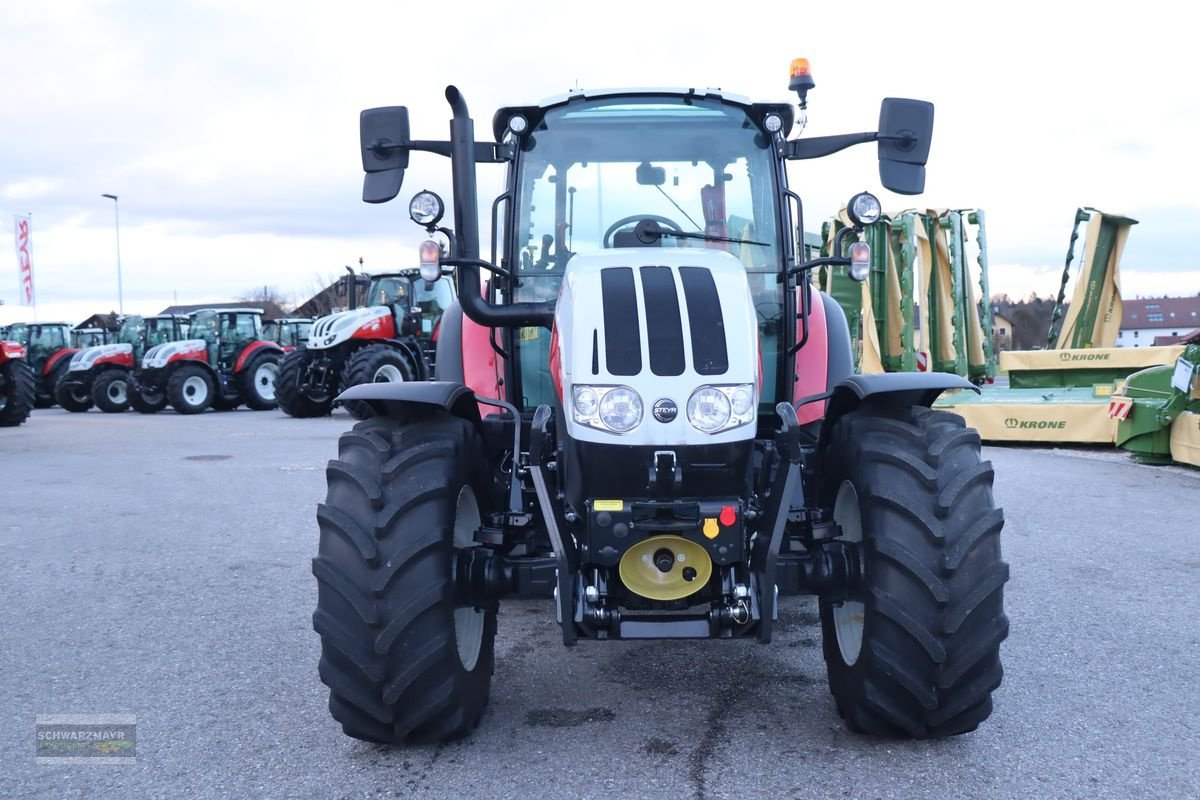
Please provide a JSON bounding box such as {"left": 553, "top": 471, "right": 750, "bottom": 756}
{"left": 14, "top": 215, "right": 34, "bottom": 307}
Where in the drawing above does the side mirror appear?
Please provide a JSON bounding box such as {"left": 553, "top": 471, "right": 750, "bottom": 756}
{"left": 360, "top": 106, "right": 411, "bottom": 204}
{"left": 877, "top": 98, "right": 934, "bottom": 196}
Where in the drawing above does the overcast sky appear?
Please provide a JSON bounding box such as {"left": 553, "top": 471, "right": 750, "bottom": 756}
{"left": 2, "top": 0, "right": 1197, "bottom": 324}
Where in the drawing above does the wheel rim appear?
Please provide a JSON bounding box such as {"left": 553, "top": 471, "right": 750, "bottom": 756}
{"left": 373, "top": 363, "right": 404, "bottom": 383}
{"left": 453, "top": 485, "right": 485, "bottom": 672}
{"left": 183, "top": 375, "right": 209, "bottom": 406}
{"left": 107, "top": 380, "right": 128, "bottom": 405}
{"left": 255, "top": 362, "right": 278, "bottom": 401}
{"left": 832, "top": 480, "right": 866, "bottom": 667}
{"left": 71, "top": 386, "right": 89, "bottom": 403}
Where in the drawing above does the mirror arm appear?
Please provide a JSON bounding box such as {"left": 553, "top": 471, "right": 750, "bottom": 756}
{"left": 783, "top": 131, "right": 878, "bottom": 161}
{"left": 368, "top": 139, "right": 511, "bottom": 163}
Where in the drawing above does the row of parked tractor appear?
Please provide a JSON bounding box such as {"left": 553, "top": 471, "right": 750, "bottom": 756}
{"left": 0, "top": 268, "right": 454, "bottom": 427}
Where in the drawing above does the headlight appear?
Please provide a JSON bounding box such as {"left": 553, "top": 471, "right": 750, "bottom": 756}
{"left": 687, "top": 387, "right": 731, "bottom": 433}
{"left": 847, "top": 191, "right": 882, "bottom": 227}
{"left": 687, "top": 384, "right": 756, "bottom": 434}
{"left": 573, "top": 386, "right": 598, "bottom": 417}
{"left": 599, "top": 387, "right": 642, "bottom": 433}
{"left": 571, "top": 385, "right": 642, "bottom": 434}
{"left": 409, "top": 190, "right": 445, "bottom": 226}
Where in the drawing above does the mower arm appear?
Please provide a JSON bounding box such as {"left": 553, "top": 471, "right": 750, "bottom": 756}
{"left": 336, "top": 380, "right": 481, "bottom": 423}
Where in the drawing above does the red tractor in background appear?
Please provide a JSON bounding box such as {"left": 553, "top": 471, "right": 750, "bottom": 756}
{"left": 275, "top": 269, "right": 454, "bottom": 418}
{"left": 0, "top": 339, "right": 36, "bottom": 427}
{"left": 5, "top": 322, "right": 79, "bottom": 408}
{"left": 136, "top": 308, "right": 282, "bottom": 414}
{"left": 56, "top": 314, "right": 190, "bottom": 413}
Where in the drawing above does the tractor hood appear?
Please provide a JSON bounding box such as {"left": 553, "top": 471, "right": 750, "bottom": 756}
{"left": 70, "top": 343, "right": 133, "bottom": 372}
{"left": 555, "top": 249, "right": 759, "bottom": 446}
{"left": 143, "top": 339, "right": 208, "bottom": 369}
{"left": 307, "top": 306, "right": 396, "bottom": 350}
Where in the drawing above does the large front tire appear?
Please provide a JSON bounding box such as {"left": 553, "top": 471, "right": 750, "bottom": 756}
{"left": 167, "top": 365, "right": 215, "bottom": 414}
{"left": 128, "top": 374, "right": 167, "bottom": 414}
{"left": 92, "top": 368, "right": 131, "bottom": 413}
{"left": 339, "top": 344, "right": 417, "bottom": 420}
{"left": 0, "top": 358, "right": 37, "bottom": 426}
{"left": 277, "top": 349, "right": 332, "bottom": 418}
{"left": 818, "top": 405, "right": 1009, "bottom": 739}
{"left": 54, "top": 375, "right": 93, "bottom": 413}
{"left": 313, "top": 414, "right": 496, "bottom": 744}
{"left": 240, "top": 351, "right": 280, "bottom": 410}
{"left": 37, "top": 360, "right": 71, "bottom": 408}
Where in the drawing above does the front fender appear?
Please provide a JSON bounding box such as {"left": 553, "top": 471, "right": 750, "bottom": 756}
{"left": 45, "top": 348, "right": 78, "bottom": 374}
{"left": 235, "top": 341, "right": 284, "bottom": 372}
{"left": 818, "top": 372, "right": 979, "bottom": 447}
{"left": 336, "top": 380, "right": 480, "bottom": 423}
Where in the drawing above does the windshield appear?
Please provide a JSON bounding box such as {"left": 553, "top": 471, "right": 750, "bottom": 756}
{"left": 30, "top": 324, "right": 68, "bottom": 350}
{"left": 514, "top": 96, "right": 781, "bottom": 283}
{"left": 145, "top": 318, "right": 178, "bottom": 347}
{"left": 117, "top": 316, "right": 146, "bottom": 344}
{"left": 367, "top": 277, "right": 411, "bottom": 307}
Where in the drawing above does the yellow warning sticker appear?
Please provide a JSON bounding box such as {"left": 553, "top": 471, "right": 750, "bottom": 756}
{"left": 594, "top": 500, "right": 624, "bottom": 512}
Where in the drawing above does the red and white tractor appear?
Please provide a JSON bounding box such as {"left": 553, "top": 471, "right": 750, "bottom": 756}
{"left": 135, "top": 308, "right": 282, "bottom": 414}
{"left": 275, "top": 270, "right": 454, "bottom": 418}
{"left": 312, "top": 63, "right": 1008, "bottom": 745}
{"left": 56, "top": 314, "right": 190, "bottom": 413}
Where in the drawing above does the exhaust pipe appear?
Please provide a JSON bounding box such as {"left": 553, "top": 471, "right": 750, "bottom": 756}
{"left": 445, "top": 86, "right": 554, "bottom": 329}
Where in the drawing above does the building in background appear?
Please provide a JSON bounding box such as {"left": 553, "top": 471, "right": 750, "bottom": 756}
{"left": 1117, "top": 296, "right": 1200, "bottom": 347}
{"left": 991, "top": 311, "right": 1014, "bottom": 354}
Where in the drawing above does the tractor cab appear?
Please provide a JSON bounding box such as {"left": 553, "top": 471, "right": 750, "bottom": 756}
{"left": 145, "top": 315, "right": 189, "bottom": 350}
{"left": 262, "top": 318, "right": 312, "bottom": 351}
{"left": 72, "top": 328, "right": 109, "bottom": 349}
{"left": 190, "top": 308, "right": 263, "bottom": 368}
{"left": 14, "top": 322, "right": 77, "bottom": 406}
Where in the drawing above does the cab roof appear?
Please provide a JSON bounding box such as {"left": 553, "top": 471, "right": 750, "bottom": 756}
{"left": 493, "top": 87, "right": 795, "bottom": 142}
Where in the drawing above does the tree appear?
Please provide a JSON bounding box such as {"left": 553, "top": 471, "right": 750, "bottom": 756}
{"left": 238, "top": 285, "right": 294, "bottom": 312}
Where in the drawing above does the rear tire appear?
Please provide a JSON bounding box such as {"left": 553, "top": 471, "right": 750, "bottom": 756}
{"left": 240, "top": 351, "right": 280, "bottom": 410}
{"left": 339, "top": 344, "right": 417, "bottom": 420}
{"left": 35, "top": 359, "right": 69, "bottom": 408}
{"left": 92, "top": 368, "right": 131, "bottom": 413}
{"left": 128, "top": 375, "right": 167, "bottom": 414}
{"left": 167, "top": 365, "right": 215, "bottom": 414}
{"left": 313, "top": 413, "right": 496, "bottom": 744}
{"left": 0, "top": 358, "right": 37, "bottom": 426}
{"left": 818, "top": 404, "right": 1008, "bottom": 739}
{"left": 277, "top": 349, "right": 332, "bottom": 418}
{"left": 54, "top": 375, "right": 93, "bottom": 413}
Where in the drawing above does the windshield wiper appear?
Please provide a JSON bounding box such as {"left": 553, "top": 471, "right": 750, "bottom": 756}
{"left": 633, "top": 219, "right": 767, "bottom": 247}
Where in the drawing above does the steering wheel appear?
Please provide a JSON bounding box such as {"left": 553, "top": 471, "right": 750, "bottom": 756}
{"left": 603, "top": 215, "right": 684, "bottom": 248}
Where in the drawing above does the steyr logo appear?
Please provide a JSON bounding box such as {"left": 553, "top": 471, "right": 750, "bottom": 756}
{"left": 1005, "top": 417, "right": 1066, "bottom": 430}
{"left": 652, "top": 398, "right": 678, "bottom": 423}
{"left": 1060, "top": 352, "right": 1110, "bottom": 362}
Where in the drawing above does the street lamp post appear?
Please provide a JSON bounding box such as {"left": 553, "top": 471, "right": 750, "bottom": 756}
{"left": 101, "top": 193, "right": 123, "bottom": 314}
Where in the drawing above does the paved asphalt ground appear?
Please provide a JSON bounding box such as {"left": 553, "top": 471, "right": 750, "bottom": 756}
{"left": 2, "top": 408, "right": 1198, "bottom": 800}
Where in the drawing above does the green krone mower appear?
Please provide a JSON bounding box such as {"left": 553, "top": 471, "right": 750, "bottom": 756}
{"left": 311, "top": 61, "right": 1009, "bottom": 745}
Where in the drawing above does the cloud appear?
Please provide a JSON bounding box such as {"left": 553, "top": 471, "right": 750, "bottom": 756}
{"left": 1, "top": 0, "right": 1198, "bottom": 324}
